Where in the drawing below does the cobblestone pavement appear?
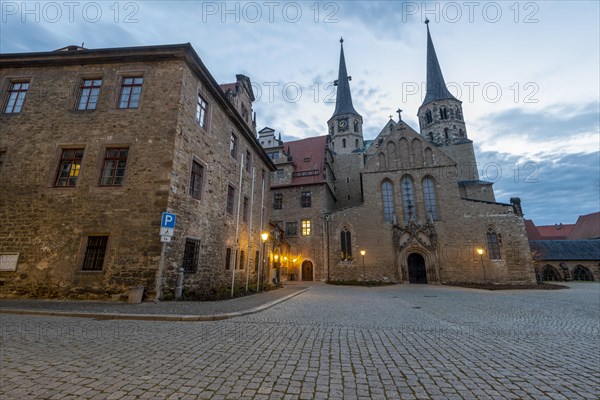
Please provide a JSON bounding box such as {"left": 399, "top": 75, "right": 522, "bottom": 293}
{"left": 1, "top": 282, "right": 598, "bottom": 399}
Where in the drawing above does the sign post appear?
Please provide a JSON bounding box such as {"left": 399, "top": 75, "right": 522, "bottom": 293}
{"left": 155, "top": 212, "right": 176, "bottom": 302}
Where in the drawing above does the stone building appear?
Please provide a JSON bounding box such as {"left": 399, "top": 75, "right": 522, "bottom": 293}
{"left": 0, "top": 43, "right": 275, "bottom": 299}
{"left": 261, "top": 24, "right": 535, "bottom": 285}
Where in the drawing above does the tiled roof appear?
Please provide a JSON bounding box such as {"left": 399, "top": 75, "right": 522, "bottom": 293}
{"left": 524, "top": 219, "right": 542, "bottom": 240}
{"left": 568, "top": 212, "right": 600, "bottom": 240}
{"left": 535, "top": 224, "right": 575, "bottom": 240}
{"left": 530, "top": 240, "right": 600, "bottom": 261}
{"left": 278, "top": 136, "right": 329, "bottom": 187}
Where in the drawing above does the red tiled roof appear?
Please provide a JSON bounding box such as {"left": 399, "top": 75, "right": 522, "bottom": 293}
{"left": 535, "top": 224, "right": 575, "bottom": 240}
{"left": 279, "top": 135, "right": 328, "bottom": 187}
{"left": 568, "top": 212, "right": 600, "bottom": 240}
{"left": 524, "top": 219, "right": 542, "bottom": 240}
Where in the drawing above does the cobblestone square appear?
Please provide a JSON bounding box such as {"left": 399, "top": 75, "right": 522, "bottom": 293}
{"left": 1, "top": 283, "right": 598, "bottom": 399}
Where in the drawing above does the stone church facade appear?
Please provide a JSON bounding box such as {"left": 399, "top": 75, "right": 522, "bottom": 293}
{"left": 262, "top": 25, "right": 535, "bottom": 285}
{"left": 0, "top": 44, "right": 275, "bottom": 299}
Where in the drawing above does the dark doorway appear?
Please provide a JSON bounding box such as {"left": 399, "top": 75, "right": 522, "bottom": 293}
{"left": 407, "top": 253, "right": 427, "bottom": 284}
{"left": 302, "top": 261, "right": 313, "bottom": 281}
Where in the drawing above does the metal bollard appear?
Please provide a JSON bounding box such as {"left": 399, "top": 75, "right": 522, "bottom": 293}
{"left": 175, "top": 267, "right": 184, "bottom": 299}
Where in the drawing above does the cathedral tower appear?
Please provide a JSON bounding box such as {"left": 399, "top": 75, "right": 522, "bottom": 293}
{"left": 417, "top": 21, "right": 478, "bottom": 181}
{"left": 327, "top": 38, "right": 364, "bottom": 154}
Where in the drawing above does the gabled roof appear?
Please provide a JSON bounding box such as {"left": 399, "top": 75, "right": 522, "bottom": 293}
{"left": 530, "top": 240, "right": 600, "bottom": 261}
{"left": 568, "top": 212, "right": 600, "bottom": 240}
{"left": 275, "top": 135, "right": 329, "bottom": 187}
{"left": 536, "top": 224, "right": 575, "bottom": 240}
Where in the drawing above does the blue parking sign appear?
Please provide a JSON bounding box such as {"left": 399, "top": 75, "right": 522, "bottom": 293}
{"left": 161, "top": 212, "right": 176, "bottom": 228}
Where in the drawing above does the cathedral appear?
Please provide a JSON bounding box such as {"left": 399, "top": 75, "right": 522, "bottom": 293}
{"left": 261, "top": 22, "right": 535, "bottom": 285}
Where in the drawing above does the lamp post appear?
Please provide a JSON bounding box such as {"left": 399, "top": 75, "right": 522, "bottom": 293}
{"left": 274, "top": 254, "right": 279, "bottom": 286}
{"left": 476, "top": 248, "right": 487, "bottom": 285}
{"left": 360, "top": 250, "right": 366, "bottom": 282}
{"left": 260, "top": 232, "right": 269, "bottom": 291}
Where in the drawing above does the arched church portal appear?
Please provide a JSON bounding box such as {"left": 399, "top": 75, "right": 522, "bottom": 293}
{"left": 407, "top": 253, "right": 427, "bottom": 284}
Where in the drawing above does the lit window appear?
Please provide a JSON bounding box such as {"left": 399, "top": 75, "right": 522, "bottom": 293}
{"left": 182, "top": 238, "right": 200, "bottom": 273}
{"left": 100, "top": 148, "right": 128, "bottom": 186}
{"left": 77, "top": 79, "right": 102, "bottom": 110}
{"left": 55, "top": 149, "right": 84, "bottom": 187}
{"left": 301, "top": 219, "right": 311, "bottom": 236}
{"left": 301, "top": 191, "right": 312, "bottom": 208}
{"left": 381, "top": 180, "right": 394, "bottom": 223}
{"left": 189, "top": 161, "right": 204, "bottom": 199}
{"left": 3, "top": 81, "right": 29, "bottom": 113}
{"left": 422, "top": 177, "right": 439, "bottom": 221}
{"left": 81, "top": 236, "right": 108, "bottom": 271}
{"left": 196, "top": 94, "right": 208, "bottom": 128}
{"left": 118, "top": 76, "right": 143, "bottom": 109}
{"left": 226, "top": 185, "right": 235, "bottom": 215}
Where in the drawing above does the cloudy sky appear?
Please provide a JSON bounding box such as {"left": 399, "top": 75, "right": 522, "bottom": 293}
{"left": 1, "top": 1, "right": 598, "bottom": 225}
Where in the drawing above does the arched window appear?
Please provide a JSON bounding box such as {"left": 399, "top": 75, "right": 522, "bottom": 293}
{"left": 340, "top": 227, "right": 352, "bottom": 260}
{"left": 425, "top": 110, "right": 433, "bottom": 124}
{"left": 381, "top": 180, "right": 394, "bottom": 223}
{"left": 422, "top": 177, "right": 439, "bottom": 221}
{"left": 401, "top": 176, "right": 416, "bottom": 223}
{"left": 542, "top": 265, "right": 561, "bottom": 281}
{"left": 486, "top": 228, "right": 501, "bottom": 260}
{"left": 342, "top": 138, "right": 346, "bottom": 148}
{"left": 355, "top": 138, "right": 359, "bottom": 148}
{"left": 440, "top": 107, "right": 448, "bottom": 120}
{"left": 353, "top": 120, "right": 359, "bottom": 132}
{"left": 572, "top": 265, "right": 594, "bottom": 281}
{"left": 444, "top": 128, "right": 449, "bottom": 140}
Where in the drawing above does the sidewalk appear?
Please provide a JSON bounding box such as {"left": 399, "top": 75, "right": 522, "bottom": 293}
{"left": 0, "top": 285, "right": 310, "bottom": 321}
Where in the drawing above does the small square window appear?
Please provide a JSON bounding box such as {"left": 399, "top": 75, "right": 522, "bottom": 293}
{"left": 118, "top": 76, "right": 143, "bottom": 109}
{"left": 77, "top": 78, "right": 102, "bottom": 110}
{"left": 81, "top": 236, "right": 108, "bottom": 271}
{"left": 55, "top": 148, "right": 84, "bottom": 187}
{"left": 3, "top": 81, "right": 29, "bottom": 114}
{"left": 100, "top": 148, "right": 128, "bottom": 186}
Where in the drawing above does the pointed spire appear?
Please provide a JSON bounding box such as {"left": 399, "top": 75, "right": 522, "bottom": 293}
{"left": 332, "top": 37, "right": 359, "bottom": 118}
{"left": 422, "top": 20, "right": 457, "bottom": 106}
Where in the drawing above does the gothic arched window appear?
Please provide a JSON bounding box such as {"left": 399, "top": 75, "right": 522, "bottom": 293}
{"left": 401, "top": 176, "right": 416, "bottom": 223}
{"left": 353, "top": 120, "right": 359, "bottom": 132}
{"left": 486, "top": 228, "right": 501, "bottom": 260}
{"left": 355, "top": 138, "right": 359, "bottom": 148}
{"left": 342, "top": 138, "right": 347, "bottom": 148}
{"left": 381, "top": 180, "right": 394, "bottom": 223}
{"left": 340, "top": 227, "right": 352, "bottom": 260}
{"left": 440, "top": 107, "right": 448, "bottom": 120}
{"left": 422, "top": 177, "right": 439, "bottom": 221}
{"left": 425, "top": 110, "right": 433, "bottom": 124}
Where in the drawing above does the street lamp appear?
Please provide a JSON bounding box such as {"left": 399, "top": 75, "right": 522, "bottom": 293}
{"left": 476, "top": 248, "right": 487, "bottom": 285}
{"left": 360, "top": 250, "right": 366, "bottom": 282}
{"left": 260, "top": 232, "right": 269, "bottom": 291}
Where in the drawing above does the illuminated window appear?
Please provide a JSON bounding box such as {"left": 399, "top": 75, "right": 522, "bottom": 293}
{"left": 55, "top": 149, "right": 84, "bottom": 187}
{"left": 196, "top": 94, "right": 208, "bottom": 128}
{"left": 100, "top": 148, "right": 128, "bottom": 186}
{"left": 301, "top": 219, "right": 311, "bottom": 236}
{"left": 3, "top": 81, "right": 29, "bottom": 113}
{"left": 77, "top": 78, "right": 102, "bottom": 110}
{"left": 118, "top": 76, "right": 143, "bottom": 109}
